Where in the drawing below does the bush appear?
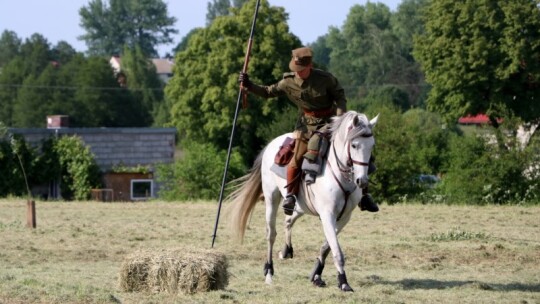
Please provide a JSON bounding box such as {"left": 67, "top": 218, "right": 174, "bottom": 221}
{"left": 156, "top": 141, "right": 246, "bottom": 201}
{"left": 366, "top": 105, "right": 454, "bottom": 203}
{"left": 438, "top": 133, "right": 533, "bottom": 204}
{"left": 53, "top": 136, "right": 101, "bottom": 200}
{"left": 0, "top": 133, "right": 101, "bottom": 200}
{"left": 0, "top": 134, "right": 34, "bottom": 197}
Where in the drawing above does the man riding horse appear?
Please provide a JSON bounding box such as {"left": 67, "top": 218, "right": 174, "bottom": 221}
{"left": 239, "top": 47, "right": 378, "bottom": 215}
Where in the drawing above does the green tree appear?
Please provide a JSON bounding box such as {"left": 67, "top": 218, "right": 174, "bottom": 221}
{"left": 391, "top": 0, "right": 428, "bottom": 56}
{"left": 166, "top": 0, "right": 301, "bottom": 162}
{"left": 12, "top": 64, "right": 60, "bottom": 127}
{"left": 3, "top": 34, "right": 54, "bottom": 127}
{"left": 206, "top": 0, "right": 233, "bottom": 25}
{"left": 390, "top": 0, "right": 429, "bottom": 106}
{"left": 328, "top": 3, "right": 395, "bottom": 91}
{"left": 121, "top": 45, "right": 164, "bottom": 126}
{"left": 1, "top": 35, "right": 148, "bottom": 128}
{"left": 70, "top": 56, "right": 138, "bottom": 127}
{"left": 353, "top": 85, "right": 410, "bottom": 112}
{"left": 172, "top": 28, "right": 202, "bottom": 55}
{"left": 0, "top": 57, "right": 26, "bottom": 126}
{"left": 206, "top": 0, "right": 249, "bottom": 25}
{"left": 48, "top": 54, "right": 86, "bottom": 120}
{"left": 324, "top": 2, "right": 426, "bottom": 108}
{"left": 53, "top": 54, "right": 142, "bottom": 128}
{"left": 413, "top": 0, "right": 540, "bottom": 125}
{"left": 309, "top": 35, "right": 331, "bottom": 69}
{"left": 51, "top": 41, "right": 77, "bottom": 64}
{"left": 79, "top": 0, "right": 178, "bottom": 57}
{"left": 19, "top": 34, "right": 52, "bottom": 76}
{"left": 0, "top": 30, "right": 21, "bottom": 68}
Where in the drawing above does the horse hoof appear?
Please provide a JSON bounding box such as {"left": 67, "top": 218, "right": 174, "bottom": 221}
{"left": 337, "top": 272, "right": 353, "bottom": 292}
{"left": 279, "top": 245, "right": 294, "bottom": 259}
{"left": 265, "top": 274, "right": 273, "bottom": 285}
{"left": 278, "top": 251, "right": 293, "bottom": 259}
{"left": 340, "top": 284, "right": 354, "bottom": 292}
{"left": 312, "top": 275, "right": 326, "bottom": 287}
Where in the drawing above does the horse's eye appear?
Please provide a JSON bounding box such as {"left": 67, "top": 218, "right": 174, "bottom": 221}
{"left": 351, "top": 143, "right": 357, "bottom": 149}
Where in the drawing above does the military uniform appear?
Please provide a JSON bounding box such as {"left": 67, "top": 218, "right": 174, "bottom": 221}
{"left": 248, "top": 67, "right": 347, "bottom": 152}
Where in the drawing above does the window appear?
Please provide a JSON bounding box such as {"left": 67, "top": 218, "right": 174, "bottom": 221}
{"left": 131, "top": 179, "right": 153, "bottom": 200}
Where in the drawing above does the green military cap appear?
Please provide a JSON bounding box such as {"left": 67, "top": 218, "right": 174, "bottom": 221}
{"left": 289, "top": 47, "right": 313, "bottom": 72}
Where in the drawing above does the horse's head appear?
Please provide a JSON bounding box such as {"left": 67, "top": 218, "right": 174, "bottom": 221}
{"left": 330, "top": 111, "right": 378, "bottom": 189}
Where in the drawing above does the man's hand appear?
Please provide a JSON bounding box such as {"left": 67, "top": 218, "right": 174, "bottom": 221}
{"left": 238, "top": 72, "right": 252, "bottom": 89}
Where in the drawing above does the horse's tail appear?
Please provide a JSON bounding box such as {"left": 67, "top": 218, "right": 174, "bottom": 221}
{"left": 226, "top": 148, "right": 264, "bottom": 242}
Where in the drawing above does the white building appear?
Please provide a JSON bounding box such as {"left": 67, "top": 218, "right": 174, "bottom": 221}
{"left": 109, "top": 56, "right": 174, "bottom": 84}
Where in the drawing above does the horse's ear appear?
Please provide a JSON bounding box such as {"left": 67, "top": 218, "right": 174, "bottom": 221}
{"left": 353, "top": 115, "right": 360, "bottom": 127}
{"left": 369, "top": 114, "right": 380, "bottom": 127}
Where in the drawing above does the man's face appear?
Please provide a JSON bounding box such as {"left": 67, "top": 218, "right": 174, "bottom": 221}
{"left": 296, "top": 63, "right": 312, "bottom": 79}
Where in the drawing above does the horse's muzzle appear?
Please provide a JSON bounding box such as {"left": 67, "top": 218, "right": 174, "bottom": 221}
{"left": 356, "top": 176, "right": 369, "bottom": 189}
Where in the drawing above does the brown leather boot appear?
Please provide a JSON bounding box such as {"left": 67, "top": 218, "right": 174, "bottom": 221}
{"left": 358, "top": 186, "right": 379, "bottom": 212}
{"left": 282, "top": 195, "right": 296, "bottom": 216}
{"left": 283, "top": 166, "right": 301, "bottom": 215}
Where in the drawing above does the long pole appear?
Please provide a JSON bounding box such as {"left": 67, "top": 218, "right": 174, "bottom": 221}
{"left": 211, "top": 0, "right": 261, "bottom": 248}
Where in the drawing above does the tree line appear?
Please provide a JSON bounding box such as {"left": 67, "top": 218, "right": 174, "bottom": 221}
{"left": 162, "top": 0, "right": 539, "bottom": 203}
{"left": 0, "top": 35, "right": 166, "bottom": 128}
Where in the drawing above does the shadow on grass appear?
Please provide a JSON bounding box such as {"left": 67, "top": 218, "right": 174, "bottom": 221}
{"left": 380, "top": 278, "right": 540, "bottom": 292}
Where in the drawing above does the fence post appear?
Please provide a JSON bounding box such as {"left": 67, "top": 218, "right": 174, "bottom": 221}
{"left": 26, "top": 199, "right": 36, "bottom": 228}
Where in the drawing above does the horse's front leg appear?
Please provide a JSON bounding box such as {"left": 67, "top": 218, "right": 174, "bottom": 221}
{"left": 279, "top": 212, "right": 301, "bottom": 259}
{"left": 310, "top": 241, "right": 331, "bottom": 287}
{"left": 319, "top": 214, "right": 354, "bottom": 292}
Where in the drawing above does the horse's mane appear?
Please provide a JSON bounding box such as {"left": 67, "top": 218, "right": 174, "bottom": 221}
{"left": 329, "top": 111, "right": 373, "bottom": 142}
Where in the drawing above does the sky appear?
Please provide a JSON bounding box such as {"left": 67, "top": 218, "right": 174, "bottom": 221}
{"left": 0, "top": 0, "right": 402, "bottom": 57}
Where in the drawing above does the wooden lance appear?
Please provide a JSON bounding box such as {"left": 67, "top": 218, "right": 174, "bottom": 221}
{"left": 211, "top": 0, "right": 261, "bottom": 248}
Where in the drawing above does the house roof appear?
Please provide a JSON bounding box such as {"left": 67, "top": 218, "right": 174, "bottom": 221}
{"left": 151, "top": 59, "right": 174, "bottom": 74}
{"left": 458, "top": 114, "right": 503, "bottom": 125}
{"left": 109, "top": 56, "right": 173, "bottom": 75}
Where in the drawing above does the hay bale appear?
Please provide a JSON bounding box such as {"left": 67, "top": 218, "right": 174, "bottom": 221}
{"left": 119, "top": 248, "right": 229, "bottom": 294}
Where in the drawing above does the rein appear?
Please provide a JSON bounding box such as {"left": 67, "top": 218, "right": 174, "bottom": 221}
{"left": 328, "top": 132, "right": 372, "bottom": 221}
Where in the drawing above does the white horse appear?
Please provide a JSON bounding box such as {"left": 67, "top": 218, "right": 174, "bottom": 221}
{"left": 227, "top": 111, "right": 378, "bottom": 291}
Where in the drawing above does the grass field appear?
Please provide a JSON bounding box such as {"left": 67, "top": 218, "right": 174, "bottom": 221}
{"left": 0, "top": 199, "right": 539, "bottom": 304}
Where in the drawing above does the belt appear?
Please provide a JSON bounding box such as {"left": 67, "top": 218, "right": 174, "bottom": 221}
{"left": 303, "top": 107, "right": 334, "bottom": 118}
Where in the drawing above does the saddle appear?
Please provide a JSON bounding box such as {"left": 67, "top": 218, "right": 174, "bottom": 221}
{"left": 272, "top": 133, "right": 330, "bottom": 184}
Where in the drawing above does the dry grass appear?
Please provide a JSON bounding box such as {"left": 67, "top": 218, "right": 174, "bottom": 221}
{"left": 0, "top": 199, "right": 539, "bottom": 304}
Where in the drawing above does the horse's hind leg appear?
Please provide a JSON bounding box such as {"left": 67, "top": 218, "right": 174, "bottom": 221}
{"left": 264, "top": 192, "right": 280, "bottom": 284}
{"left": 310, "top": 241, "right": 331, "bottom": 287}
{"left": 279, "top": 212, "right": 301, "bottom": 259}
